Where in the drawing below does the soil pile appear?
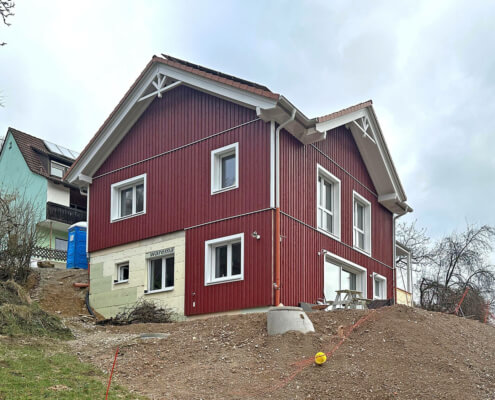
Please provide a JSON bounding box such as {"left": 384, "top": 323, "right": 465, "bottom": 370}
{"left": 30, "top": 268, "right": 88, "bottom": 317}
{"left": 70, "top": 306, "right": 495, "bottom": 399}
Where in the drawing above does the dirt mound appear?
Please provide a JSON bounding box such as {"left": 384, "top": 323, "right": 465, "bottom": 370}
{"left": 30, "top": 268, "right": 89, "bottom": 317}
{"left": 69, "top": 305, "right": 495, "bottom": 399}
{"left": 0, "top": 280, "right": 31, "bottom": 305}
{"left": 0, "top": 278, "right": 72, "bottom": 338}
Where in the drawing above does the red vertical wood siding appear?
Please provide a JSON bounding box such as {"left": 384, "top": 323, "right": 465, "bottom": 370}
{"left": 185, "top": 211, "right": 273, "bottom": 316}
{"left": 279, "top": 127, "right": 394, "bottom": 305}
{"left": 89, "top": 86, "right": 271, "bottom": 252}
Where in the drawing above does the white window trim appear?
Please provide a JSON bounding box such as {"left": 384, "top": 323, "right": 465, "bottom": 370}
{"left": 204, "top": 233, "right": 244, "bottom": 285}
{"left": 110, "top": 173, "right": 147, "bottom": 222}
{"left": 146, "top": 254, "right": 175, "bottom": 294}
{"left": 353, "top": 190, "right": 372, "bottom": 255}
{"left": 211, "top": 143, "right": 239, "bottom": 195}
{"left": 115, "top": 262, "right": 129, "bottom": 285}
{"left": 316, "top": 164, "right": 341, "bottom": 240}
{"left": 373, "top": 273, "right": 387, "bottom": 300}
{"left": 323, "top": 249, "right": 368, "bottom": 300}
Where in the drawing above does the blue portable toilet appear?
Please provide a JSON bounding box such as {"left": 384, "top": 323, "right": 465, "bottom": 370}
{"left": 67, "top": 222, "right": 88, "bottom": 269}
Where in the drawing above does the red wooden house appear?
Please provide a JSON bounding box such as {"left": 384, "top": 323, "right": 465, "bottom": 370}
{"left": 66, "top": 55, "right": 411, "bottom": 318}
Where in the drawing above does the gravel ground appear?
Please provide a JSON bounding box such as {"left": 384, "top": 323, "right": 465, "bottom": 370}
{"left": 34, "top": 269, "right": 495, "bottom": 399}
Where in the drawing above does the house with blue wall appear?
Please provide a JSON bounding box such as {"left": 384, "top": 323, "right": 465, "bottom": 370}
{"left": 0, "top": 127, "right": 87, "bottom": 265}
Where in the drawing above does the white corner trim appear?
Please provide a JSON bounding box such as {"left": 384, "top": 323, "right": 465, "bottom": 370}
{"left": 270, "top": 121, "right": 275, "bottom": 208}
{"left": 204, "top": 233, "right": 244, "bottom": 286}
{"left": 210, "top": 142, "right": 239, "bottom": 195}
{"left": 316, "top": 163, "right": 341, "bottom": 240}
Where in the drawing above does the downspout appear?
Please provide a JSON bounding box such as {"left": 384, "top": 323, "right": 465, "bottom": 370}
{"left": 274, "top": 109, "right": 296, "bottom": 306}
{"left": 393, "top": 204, "right": 410, "bottom": 305}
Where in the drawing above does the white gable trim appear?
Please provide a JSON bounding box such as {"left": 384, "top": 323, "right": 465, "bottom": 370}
{"left": 66, "top": 62, "right": 278, "bottom": 185}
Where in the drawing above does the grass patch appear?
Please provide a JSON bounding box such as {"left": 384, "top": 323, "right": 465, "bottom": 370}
{"left": 0, "top": 303, "right": 73, "bottom": 339}
{"left": 0, "top": 339, "right": 144, "bottom": 400}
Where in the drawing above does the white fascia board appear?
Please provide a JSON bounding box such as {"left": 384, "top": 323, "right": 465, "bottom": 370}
{"left": 315, "top": 106, "right": 408, "bottom": 208}
{"left": 66, "top": 65, "right": 158, "bottom": 184}
{"left": 66, "top": 62, "right": 279, "bottom": 185}
{"left": 156, "top": 64, "right": 277, "bottom": 110}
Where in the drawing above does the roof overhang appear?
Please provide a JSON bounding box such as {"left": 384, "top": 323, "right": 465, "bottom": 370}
{"left": 66, "top": 56, "right": 411, "bottom": 215}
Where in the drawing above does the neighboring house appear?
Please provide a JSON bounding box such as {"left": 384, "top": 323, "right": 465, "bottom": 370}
{"left": 66, "top": 54, "right": 412, "bottom": 318}
{"left": 0, "top": 128, "right": 87, "bottom": 264}
{"left": 396, "top": 241, "right": 413, "bottom": 306}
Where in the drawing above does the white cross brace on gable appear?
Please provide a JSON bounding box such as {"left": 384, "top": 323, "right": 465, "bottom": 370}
{"left": 138, "top": 73, "right": 183, "bottom": 102}
{"left": 352, "top": 116, "right": 376, "bottom": 144}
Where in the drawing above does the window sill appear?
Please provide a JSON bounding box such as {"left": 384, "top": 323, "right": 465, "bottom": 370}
{"left": 353, "top": 246, "right": 371, "bottom": 257}
{"left": 145, "top": 287, "right": 174, "bottom": 295}
{"left": 317, "top": 227, "right": 341, "bottom": 242}
{"left": 205, "top": 276, "right": 243, "bottom": 286}
{"left": 211, "top": 184, "right": 238, "bottom": 196}
{"left": 111, "top": 211, "right": 146, "bottom": 223}
{"left": 113, "top": 280, "right": 128, "bottom": 285}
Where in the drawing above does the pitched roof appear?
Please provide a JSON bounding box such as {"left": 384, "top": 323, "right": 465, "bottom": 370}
{"left": 318, "top": 100, "right": 373, "bottom": 123}
{"left": 5, "top": 127, "right": 76, "bottom": 180}
{"left": 155, "top": 54, "right": 279, "bottom": 100}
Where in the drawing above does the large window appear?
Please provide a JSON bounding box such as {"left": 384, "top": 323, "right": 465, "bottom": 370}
{"left": 211, "top": 143, "right": 239, "bottom": 194}
{"left": 110, "top": 174, "right": 146, "bottom": 221}
{"left": 373, "top": 273, "right": 387, "bottom": 299}
{"left": 205, "top": 233, "right": 244, "bottom": 285}
{"left": 324, "top": 256, "right": 367, "bottom": 303}
{"left": 316, "top": 164, "right": 341, "bottom": 239}
{"left": 148, "top": 256, "right": 174, "bottom": 293}
{"left": 353, "top": 191, "right": 371, "bottom": 254}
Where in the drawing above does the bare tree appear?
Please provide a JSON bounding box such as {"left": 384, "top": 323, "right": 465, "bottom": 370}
{"left": 397, "top": 222, "right": 495, "bottom": 321}
{"left": 0, "top": 0, "right": 15, "bottom": 46}
{"left": 0, "top": 188, "right": 44, "bottom": 283}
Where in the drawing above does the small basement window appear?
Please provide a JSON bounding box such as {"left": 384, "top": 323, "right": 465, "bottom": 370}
{"left": 373, "top": 273, "right": 387, "bottom": 300}
{"left": 50, "top": 161, "right": 68, "bottom": 178}
{"left": 110, "top": 174, "right": 146, "bottom": 221}
{"left": 211, "top": 143, "right": 239, "bottom": 194}
{"left": 205, "top": 233, "right": 244, "bottom": 285}
{"left": 116, "top": 263, "right": 129, "bottom": 284}
{"left": 148, "top": 256, "right": 174, "bottom": 293}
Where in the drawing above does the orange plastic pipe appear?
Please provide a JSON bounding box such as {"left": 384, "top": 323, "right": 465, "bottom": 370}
{"left": 275, "top": 207, "right": 281, "bottom": 306}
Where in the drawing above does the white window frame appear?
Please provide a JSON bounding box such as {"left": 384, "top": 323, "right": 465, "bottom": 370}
{"left": 316, "top": 164, "right": 341, "bottom": 240}
{"left": 323, "top": 250, "right": 368, "bottom": 302}
{"left": 50, "top": 161, "right": 68, "bottom": 178}
{"left": 353, "top": 191, "right": 371, "bottom": 255}
{"left": 373, "top": 273, "right": 387, "bottom": 300}
{"left": 146, "top": 255, "right": 175, "bottom": 294}
{"left": 204, "top": 233, "right": 244, "bottom": 285}
{"left": 211, "top": 143, "right": 239, "bottom": 195}
{"left": 115, "top": 262, "right": 129, "bottom": 284}
{"left": 110, "top": 173, "right": 146, "bottom": 222}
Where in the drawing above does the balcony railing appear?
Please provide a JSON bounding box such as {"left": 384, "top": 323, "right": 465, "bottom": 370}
{"left": 46, "top": 202, "right": 87, "bottom": 226}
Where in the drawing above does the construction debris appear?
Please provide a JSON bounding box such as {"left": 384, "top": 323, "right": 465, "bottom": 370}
{"left": 97, "top": 299, "right": 176, "bottom": 326}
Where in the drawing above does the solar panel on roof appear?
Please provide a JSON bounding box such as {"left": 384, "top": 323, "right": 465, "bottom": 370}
{"left": 43, "top": 140, "right": 80, "bottom": 160}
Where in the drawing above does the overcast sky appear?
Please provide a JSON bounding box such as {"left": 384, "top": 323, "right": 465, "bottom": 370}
{"left": 1, "top": 0, "right": 494, "bottom": 239}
